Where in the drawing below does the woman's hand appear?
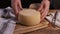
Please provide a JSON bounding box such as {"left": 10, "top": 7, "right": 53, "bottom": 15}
{"left": 38, "top": 0, "right": 50, "bottom": 21}
{"left": 11, "top": 0, "right": 22, "bottom": 17}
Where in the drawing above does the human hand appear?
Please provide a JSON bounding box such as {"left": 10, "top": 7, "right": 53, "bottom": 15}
{"left": 38, "top": 0, "right": 50, "bottom": 21}
{"left": 11, "top": 0, "right": 22, "bottom": 17}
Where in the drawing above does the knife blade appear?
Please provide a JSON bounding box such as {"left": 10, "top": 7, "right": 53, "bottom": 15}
{"left": 52, "top": 10, "right": 58, "bottom": 27}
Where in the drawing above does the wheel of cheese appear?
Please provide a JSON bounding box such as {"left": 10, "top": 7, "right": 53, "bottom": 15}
{"left": 18, "top": 9, "right": 41, "bottom": 26}
{"left": 29, "top": 3, "right": 40, "bottom": 10}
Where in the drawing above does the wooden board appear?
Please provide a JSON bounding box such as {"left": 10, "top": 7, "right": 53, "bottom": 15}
{"left": 13, "top": 20, "right": 49, "bottom": 34}
{"left": 24, "top": 10, "right": 60, "bottom": 34}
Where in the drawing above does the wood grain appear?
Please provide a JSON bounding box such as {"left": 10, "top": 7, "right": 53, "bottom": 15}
{"left": 13, "top": 20, "right": 49, "bottom": 34}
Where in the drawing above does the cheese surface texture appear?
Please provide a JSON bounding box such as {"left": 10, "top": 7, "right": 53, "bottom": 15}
{"left": 18, "top": 9, "right": 41, "bottom": 26}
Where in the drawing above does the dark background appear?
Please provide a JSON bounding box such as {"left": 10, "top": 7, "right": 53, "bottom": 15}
{"left": 0, "top": 0, "right": 60, "bottom": 9}
{"left": 0, "top": 0, "right": 11, "bottom": 8}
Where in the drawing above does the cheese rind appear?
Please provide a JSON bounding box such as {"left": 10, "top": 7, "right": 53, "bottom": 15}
{"left": 18, "top": 9, "right": 41, "bottom": 26}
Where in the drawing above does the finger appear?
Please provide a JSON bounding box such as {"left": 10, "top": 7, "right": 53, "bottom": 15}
{"left": 38, "top": 2, "right": 43, "bottom": 12}
{"left": 18, "top": 0, "right": 23, "bottom": 11}
{"left": 12, "top": 2, "right": 18, "bottom": 17}
{"left": 18, "top": 4, "right": 23, "bottom": 11}
{"left": 40, "top": 8, "right": 44, "bottom": 14}
{"left": 41, "top": 1, "right": 50, "bottom": 20}
{"left": 41, "top": 6, "right": 49, "bottom": 20}
{"left": 41, "top": 7, "right": 49, "bottom": 20}
{"left": 41, "top": 10, "right": 49, "bottom": 20}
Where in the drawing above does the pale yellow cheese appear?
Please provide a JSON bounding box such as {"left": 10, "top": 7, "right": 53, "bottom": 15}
{"left": 18, "top": 9, "right": 41, "bottom": 26}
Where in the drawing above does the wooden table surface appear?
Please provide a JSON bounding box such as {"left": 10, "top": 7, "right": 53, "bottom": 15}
{"left": 14, "top": 10, "right": 60, "bottom": 34}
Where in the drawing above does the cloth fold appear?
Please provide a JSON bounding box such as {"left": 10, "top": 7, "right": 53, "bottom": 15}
{"left": 0, "top": 7, "right": 16, "bottom": 34}
{"left": 46, "top": 11, "right": 60, "bottom": 27}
